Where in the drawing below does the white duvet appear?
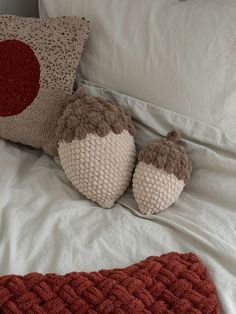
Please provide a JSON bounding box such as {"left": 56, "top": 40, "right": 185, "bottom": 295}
{"left": 0, "top": 81, "right": 236, "bottom": 313}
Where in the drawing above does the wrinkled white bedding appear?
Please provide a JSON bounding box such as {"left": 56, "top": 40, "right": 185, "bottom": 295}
{"left": 0, "top": 82, "right": 236, "bottom": 313}
{"left": 40, "top": 0, "right": 236, "bottom": 138}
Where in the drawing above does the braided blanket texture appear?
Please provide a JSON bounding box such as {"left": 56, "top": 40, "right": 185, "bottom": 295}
{"left": 0, "top": 252, "right": 219, "bottom": 314}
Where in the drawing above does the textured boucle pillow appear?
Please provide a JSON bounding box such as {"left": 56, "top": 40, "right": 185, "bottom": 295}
{"left": 0, "top": 252, "right": 219, "bottom": 313}
{"left": 0, "top": 15, "right": 89, "bottom": 155}
{"left": 56, "top": 88, "right": 136, "bottom": 208}
{"left": 133, "top": 131, "right": 192, "bottom": 215}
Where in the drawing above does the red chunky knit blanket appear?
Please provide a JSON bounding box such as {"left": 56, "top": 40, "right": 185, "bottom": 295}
{"left": 0, "top": 252, "right": 219, "bottom": 314}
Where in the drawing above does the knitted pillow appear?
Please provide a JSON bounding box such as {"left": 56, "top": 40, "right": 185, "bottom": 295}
{"left": 0, "top": 252, "right": 219, "bottom": 313}
{"left": 133, "top": 131, "right": 192, "bottom": 215}
{"left": 56, "top": 88, "right": 136, "bottom": 208}
{"left": 0, "top": 15, "right": 89, "bottom": 155}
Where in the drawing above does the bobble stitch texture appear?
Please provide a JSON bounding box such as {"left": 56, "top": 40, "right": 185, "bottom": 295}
{"left": 56, "top": 87, "right": 135, "bottom": 144}
{"left": 133, "top": 163, "right": 185, "bottom": 214}
{"left": 57, "top": 90, "right": 136, "bottom": 208}
{"left": 133, "top": 131, "right": 192, "bottom": 214}
{"left": 59, "top": 132, "right": 136, "bottom": 208}
{"left": 138, "top": 131, "right": 192, "bottom": 183}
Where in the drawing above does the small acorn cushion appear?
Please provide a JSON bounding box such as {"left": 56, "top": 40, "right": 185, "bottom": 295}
{"left": 132, "top": 131, "right": 192, "bottom": 215}
{"left": 56, "top": 88, "right": 136, "bottom": 208}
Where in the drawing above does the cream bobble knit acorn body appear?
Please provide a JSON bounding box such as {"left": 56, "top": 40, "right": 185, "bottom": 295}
{"left": 132, "top": 131, "right": 192, "bottom": 215}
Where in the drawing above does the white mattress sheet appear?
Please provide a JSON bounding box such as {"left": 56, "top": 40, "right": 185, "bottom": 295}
{"left": 0, "top": 86, "right": 236, "bottom": 312}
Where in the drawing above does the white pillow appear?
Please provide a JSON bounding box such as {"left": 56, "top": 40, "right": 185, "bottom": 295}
{"left": 39, "top": 0, "right": 236, "bottom": 139}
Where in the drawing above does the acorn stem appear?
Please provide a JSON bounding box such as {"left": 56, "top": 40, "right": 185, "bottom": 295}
{"left": 166, "top": 130, "right": 181, "bottom": 143}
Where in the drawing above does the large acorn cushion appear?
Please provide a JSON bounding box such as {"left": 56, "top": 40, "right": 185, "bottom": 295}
{"left": 0, "top": 252, "right": 219, "bottom": 313}
{"left": 0, "top": 15, "right": 89, "bottom": 155}
{"left": 56, "top": 88, "right": 136, "bottom": 208}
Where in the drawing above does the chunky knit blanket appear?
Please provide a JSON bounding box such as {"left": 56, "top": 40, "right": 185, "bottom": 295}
{"left": 0, "top": 252, "right": 219, "bottom": 314}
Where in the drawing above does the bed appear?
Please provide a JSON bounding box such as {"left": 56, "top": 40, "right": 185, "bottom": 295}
{"left": 0, "top": 0, "right": 236, "bottom": 313}
{"left": 1, "top": 79, "right": 236, "bottom": 313}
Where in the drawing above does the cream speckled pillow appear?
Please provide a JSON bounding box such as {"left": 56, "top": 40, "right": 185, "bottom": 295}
{"left": 0, "top": 15, "right": 89, "bottom": 155}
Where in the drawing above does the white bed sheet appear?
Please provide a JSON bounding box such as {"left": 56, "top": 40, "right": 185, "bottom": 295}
{"left": 0, "top": 83, "right": 236, "bottom": 313}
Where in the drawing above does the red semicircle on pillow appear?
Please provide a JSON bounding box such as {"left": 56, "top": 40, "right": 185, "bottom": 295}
{"left": 0, "top": 39, "right": 40, "bottom": 117}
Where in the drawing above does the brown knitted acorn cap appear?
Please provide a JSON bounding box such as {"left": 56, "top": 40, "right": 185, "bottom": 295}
{"left": 56, "top": 87, "right": 135, "bottom": 143}
{"left": 138, "top": 131, "right": 192, "bottom": 183}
